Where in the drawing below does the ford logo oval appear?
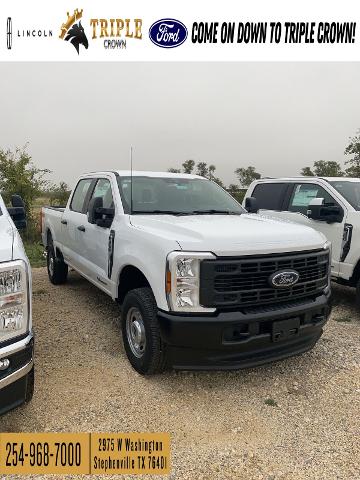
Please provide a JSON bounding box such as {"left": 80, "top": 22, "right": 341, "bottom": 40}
{"left": 269, "top": 270, "right": 300, "bottom": 288}
{"left": 149, "top": 18, "right": 188, "bottom": 48}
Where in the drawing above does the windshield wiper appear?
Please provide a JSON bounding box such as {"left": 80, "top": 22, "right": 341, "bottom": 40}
{"left": 190, "top": 209, "right": 241, "bottom": 215}
{"left": 131, "top": 210, "right": 189, "bottom": 216}
{"left": 131, "top": 209, "right": 242, "bottom": 216}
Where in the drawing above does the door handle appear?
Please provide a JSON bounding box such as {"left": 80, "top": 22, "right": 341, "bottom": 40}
{"left": 61, "top": 219, "right": 68, "bottom": 225}
{"left": 77, "top": 225, "right": 86, "bottom": 232}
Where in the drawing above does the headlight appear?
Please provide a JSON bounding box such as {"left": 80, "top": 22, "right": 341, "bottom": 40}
{"left": 0, "top": 260, "right": 29, "bottom": 343}
{"left": 166, "top": 252, "right": 216, "bottom": 313}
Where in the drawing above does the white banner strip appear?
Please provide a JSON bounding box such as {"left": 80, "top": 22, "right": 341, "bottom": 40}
{"left": 0, "top": 0, "right": 359, "bottom": 61}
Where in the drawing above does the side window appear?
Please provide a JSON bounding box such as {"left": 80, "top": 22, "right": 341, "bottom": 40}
{"left": 70, "top": 179, "right": 93, "bottom": 213}
{"left": 288, "top": 184, "right": 337, "bottom": 215}
{"left": 90, "top": 179, "right": 114, "bottom": 209}
{"left": 252, "top": 183, "right": 288, "bottom": 210}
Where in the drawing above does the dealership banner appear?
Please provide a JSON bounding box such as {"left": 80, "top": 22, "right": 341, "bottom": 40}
{"left": 0, "top": 0, "right": 359, "bottom": 61}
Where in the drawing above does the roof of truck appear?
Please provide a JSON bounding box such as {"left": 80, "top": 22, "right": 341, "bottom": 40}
{"left": 255, "top": 176, "right": 360, "bottom": 182}
{"left": 83, "top": 170, "right": 203, "bottom": 179}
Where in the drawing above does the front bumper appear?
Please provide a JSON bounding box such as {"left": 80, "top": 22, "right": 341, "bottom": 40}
{"left": 158, "top": 293, "right": 331, "bottom": 370}
{"left": 0, "top": 332, "right": 34, "bottom": 415}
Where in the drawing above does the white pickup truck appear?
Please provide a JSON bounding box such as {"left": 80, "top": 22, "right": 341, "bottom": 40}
{"left": 41, "top": 171, "right": 331, "bottom": 374}
{"left": 0, "top": 193, "right": 34, "bottom": 415}
{"left": 245, "top": 177, "right": 360, "bottom": 305}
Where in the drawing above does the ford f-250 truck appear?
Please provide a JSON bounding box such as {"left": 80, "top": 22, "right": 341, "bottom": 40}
{"left": 245, "top": 177, "right": 360, "bottom": 306}
{"left": 0, "top": 193, "right": 34, "bottom": 414}
{"left": 41, "top": 171, "right": 331, "bottom": 374}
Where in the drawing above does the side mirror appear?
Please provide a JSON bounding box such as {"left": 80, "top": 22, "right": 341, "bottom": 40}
{"left": 307, "top": 198, "right": 344, "bottom": 224}
{"left": 245, "top": 197, "right": 259, "bottom": 214}
{"left": 87, "top": 196, "right": 103, "bottom": 224}
{"left": 87, "top": 197, "right": 115, "bottom": 228}
{"left": 8, "top": 195, "right": 27, "bottom": 230}
{"left": 11, "top": 194, "right": 25, "bottom": 208}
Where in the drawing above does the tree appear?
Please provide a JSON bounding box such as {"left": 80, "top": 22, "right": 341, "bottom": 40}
{"left": 301, "top": 166, "right": 315, "bottom": 176}
{"left": 345, "top": 131, "right": 360, "bottom": 177}
{"left": 234, "top": 166, "right": 261, "bottom": 188}
{"left": 0, "top": 146, "right": 50, "bottom": 218}
{"left": 196, "top": 162, "right": 208, "bottom": 177}
{"left": 301, "top": 160, "right": 343, "bottom": 177}
{"left": 227, "top": 184, "right": 245, "bottom": 203}
{"left": 168, "top": 161, "right": 224, "bottom": 185}
{"left": 182, "top": 159, "right": 195, "bottom": 174}
{"left": 49, "top": 181, "right": 70, "bottom": 206}
{"left": 208, "top": 165, "right": 216, "bottom": 179}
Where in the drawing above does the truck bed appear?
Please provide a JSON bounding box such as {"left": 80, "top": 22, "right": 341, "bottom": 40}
{"left": 41, "top": 206, "right": 67, "bottom": 247}
{"left": 43, "top": 206, "right": 66, "bottom": 213}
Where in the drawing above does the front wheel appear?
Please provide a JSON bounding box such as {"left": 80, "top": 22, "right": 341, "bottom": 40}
{"left": 356, "top": 278, "right": 360, "bottom": 309}
{"left": 121, "top": 288, "right": 167, "bottom": 375}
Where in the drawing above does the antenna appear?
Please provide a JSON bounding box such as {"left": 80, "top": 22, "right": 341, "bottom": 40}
{"left": 130, "top": 146, "right": 133, "bottom": 215}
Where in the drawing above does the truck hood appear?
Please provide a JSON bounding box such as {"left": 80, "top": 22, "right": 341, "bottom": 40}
{"left": 0, "top": 215, "right": 14, "bottom": 262}
{"left": 130, "top": 213, "right": 327, "bottom": 256}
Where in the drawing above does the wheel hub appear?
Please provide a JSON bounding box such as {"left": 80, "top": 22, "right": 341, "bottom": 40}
{"left": 49, "top": 254, "right": 54, "bottom": 276}
{"left": 126, "top": 307, "right": 146, "bottom": 358}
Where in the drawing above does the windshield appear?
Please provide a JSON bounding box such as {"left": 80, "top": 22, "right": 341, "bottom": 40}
{"left": 330, "top": 181, "right": 360, "bottom": 211}
{"left": 117, "top": 176, "right": 245, "bottom": 215}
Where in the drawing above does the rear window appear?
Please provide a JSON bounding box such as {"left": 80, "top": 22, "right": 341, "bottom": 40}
{"left": 252, "top": 183, "right": 288, "bottom": 210}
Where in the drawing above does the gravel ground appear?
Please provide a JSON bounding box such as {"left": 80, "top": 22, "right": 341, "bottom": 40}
{"left": 1, "top": 268, "right": 359, "bottom": 480}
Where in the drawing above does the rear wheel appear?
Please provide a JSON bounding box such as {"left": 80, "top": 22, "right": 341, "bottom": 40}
{"left": 47, "top": 236, "right": 68, "bottom": 285}
{"left": 121, "top": 287, "right": 167, "bottom": 375}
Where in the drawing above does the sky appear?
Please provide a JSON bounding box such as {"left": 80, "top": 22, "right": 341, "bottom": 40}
{"left": 0, "top": 62, "right": 359, "bottom": 189}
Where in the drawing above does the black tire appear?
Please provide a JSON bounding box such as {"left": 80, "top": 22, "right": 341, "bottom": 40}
{"left": 356, "top": 279, "right": 360, "bottom": 309}
{"left": 25, "top": 367, "right": 34, "bottom": 403}
{"left": 47, "top": 236, "right": 68, "bottom": 285}
{"left": 121, "top": 287, "right": 167, "bottom": 375}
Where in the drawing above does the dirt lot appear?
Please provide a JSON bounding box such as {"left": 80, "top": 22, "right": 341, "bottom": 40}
{"left": 1, "top": 268, "right": 359, "bottom": 480}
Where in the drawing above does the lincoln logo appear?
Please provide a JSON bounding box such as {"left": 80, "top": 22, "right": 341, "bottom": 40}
{"left": 7, "top": 17, "right": 12, "bottom": 50}
{"left": 270, "top": 270, "right": 300, "bottom": 288}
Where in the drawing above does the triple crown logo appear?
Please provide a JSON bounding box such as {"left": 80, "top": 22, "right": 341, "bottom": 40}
{"left": 59, "top": 9, "right": 88, "bottom": 54}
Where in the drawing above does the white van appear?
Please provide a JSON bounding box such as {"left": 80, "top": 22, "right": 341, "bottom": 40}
{"left": 0, "top": 193, "right": 34, "bottom": 415}
{"left": 245, "top": 177, "right": 360, "bottom": 304}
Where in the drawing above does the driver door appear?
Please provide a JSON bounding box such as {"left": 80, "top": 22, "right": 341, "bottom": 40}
{"left": 80, "top": 177, "right": 115, "bottom": 294}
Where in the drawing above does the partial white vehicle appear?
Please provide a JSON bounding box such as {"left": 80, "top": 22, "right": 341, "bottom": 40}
{"left": 245, "top": 177, "right": 360, "bottom": 305}
{"left": 42, "top": 171, "right": 331, "bottom": 374}
{"left": 0, "top": 193, "right": 33, "bottom": 415}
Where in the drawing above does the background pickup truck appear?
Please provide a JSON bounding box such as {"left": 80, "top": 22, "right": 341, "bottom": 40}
{"left": 41, "top": 170, "right": 331, "bottom": 374}
{"left": 0, "top": 193, "right": 34, "bottom": 415}
{"left": 244, "top": 177, "right": 360, "bottom": 306}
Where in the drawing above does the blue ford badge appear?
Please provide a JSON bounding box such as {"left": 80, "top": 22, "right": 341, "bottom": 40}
{"left": 149, "top": 18, "right": 187, "bottom": 48}
{"left": 270, "top": 270, "right": 300, "bottom": 288}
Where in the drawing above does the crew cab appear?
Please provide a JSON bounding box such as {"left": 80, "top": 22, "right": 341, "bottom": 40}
{"left": 0, "top": 193, "right": 34, "bottom": 415}
{"left": 245, "top": 177, "right": 360, "bottom": 305}
{"left": 41, "top": 171, "right": 331, "bottom": 374}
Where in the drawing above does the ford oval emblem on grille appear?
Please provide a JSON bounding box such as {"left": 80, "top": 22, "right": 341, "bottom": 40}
{"left": 149, "top": 19, "right": 188, "bottom": 48}
{"left": 269, "top": 270, "right": 300, "bottom": 288}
